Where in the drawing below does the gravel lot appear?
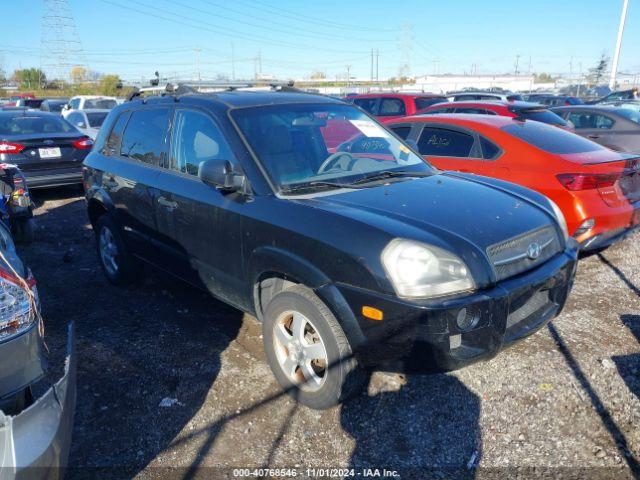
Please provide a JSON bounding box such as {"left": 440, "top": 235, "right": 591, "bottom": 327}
{"left": 22, "top": 187, "right": 639, "bottom": 479}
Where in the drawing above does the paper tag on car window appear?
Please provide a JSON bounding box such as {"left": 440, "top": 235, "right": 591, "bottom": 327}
{"left": 349, "top": 120, "right": 390, "bottom": 138}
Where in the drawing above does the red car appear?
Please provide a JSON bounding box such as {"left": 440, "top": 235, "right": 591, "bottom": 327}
{"left": 386, "top": 114, "right": 640, "bottom": 250}
{"left": 421, "top": 100, "right": 572, "bottom": 130}
{"left": 349, "top": 93, "right": 447, "bottom": 121}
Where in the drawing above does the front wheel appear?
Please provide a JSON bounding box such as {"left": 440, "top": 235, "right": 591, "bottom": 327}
{"left": 262, "top": 285, "right": 366, "bottom": 409}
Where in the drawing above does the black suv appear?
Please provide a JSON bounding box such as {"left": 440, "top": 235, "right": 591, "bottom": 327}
{"left": 83, "top": 89, "right": 578, "bottom": 409}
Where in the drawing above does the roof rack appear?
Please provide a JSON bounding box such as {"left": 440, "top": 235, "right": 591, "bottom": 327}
{"left": 126, "top": 80, "right": 298, "bottom": 102}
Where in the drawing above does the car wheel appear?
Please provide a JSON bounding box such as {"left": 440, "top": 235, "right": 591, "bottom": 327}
{"left": 262, "top": 284, "right": 366, "bottom": 409}
{"left": 95, "top": 215, "right": 141, "bottom": 286}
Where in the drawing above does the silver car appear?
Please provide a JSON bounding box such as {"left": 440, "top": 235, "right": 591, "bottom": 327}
{"left": 0, "top": 222, "right": 76, "bottom": 477}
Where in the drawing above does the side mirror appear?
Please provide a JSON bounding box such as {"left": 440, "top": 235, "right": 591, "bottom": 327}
{"left": 63, "top": 104, "right": 70, "bottom": 111}
{"left": 198, "top": 159, "right": 245, "bottom": 192}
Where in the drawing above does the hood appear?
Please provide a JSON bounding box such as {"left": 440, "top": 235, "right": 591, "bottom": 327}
{"left": 299, "top": 173, "right": 554, "bottom": 255}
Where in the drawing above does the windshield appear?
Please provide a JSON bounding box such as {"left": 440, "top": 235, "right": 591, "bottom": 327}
{"left": 232, "top": 103, "right": 432, "bottom": 192}
{"left": 85, "top": 98, "right": 117, "bottom": 109}
{"left": 86, "top": 111, "right": 108, "bottom": 127}
{"left": 0, "top": 113, "right": 75, "bottom": 135}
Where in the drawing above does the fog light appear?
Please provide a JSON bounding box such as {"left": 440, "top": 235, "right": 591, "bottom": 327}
{"left": 455, "top": 307, "right": 480, "bottom": 331}
{"left": 573, "top": 218, "right": 595, "bottom": 238}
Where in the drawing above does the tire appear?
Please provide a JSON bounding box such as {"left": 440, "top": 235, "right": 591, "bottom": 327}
{"left": 94, "top": 214, "right": 141, "bottom": 286}
{"left": 262, "top": 284, "right": 367, "bottom": 409}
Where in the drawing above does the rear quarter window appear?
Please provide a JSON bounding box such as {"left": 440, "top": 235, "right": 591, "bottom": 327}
{"left": 502, "top": 121, "right": 604, "bottom": 154}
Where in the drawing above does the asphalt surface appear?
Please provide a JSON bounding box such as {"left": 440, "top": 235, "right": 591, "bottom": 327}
{"left": 21, "top": 187, "right": 640, "bottom": 480}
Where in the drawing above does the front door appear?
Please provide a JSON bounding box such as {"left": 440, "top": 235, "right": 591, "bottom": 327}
{"left": 153, "top": 108, "right": 246, "bottom": 308}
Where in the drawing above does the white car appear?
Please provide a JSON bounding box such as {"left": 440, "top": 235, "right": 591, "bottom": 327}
{"left": 64, "top": 109, "right": 111, "bottom": 140}
{"left": 62, "top": 96, "right": 117, "bottom": 118}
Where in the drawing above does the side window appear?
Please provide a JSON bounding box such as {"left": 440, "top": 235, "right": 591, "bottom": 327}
{"left": 66, "top": 112, "right": 79, "bottom": 124}
{"left": 593, "top": 114, "right": 615, "bottom": 129}
{"left": 104, "top": 111, "right": 130, "bottom": 156}
{"left": 378, "top": 98, "right": 406, "bottom": 116}
{"left": 417, "top": 127, "right": 476, "bottom": 157}
{"left": 353, "top": 98, "right": 378, "bottom": 115}
{"left": 120, "top": 108, "right": 170, "bottom": 166}
{"left": 390, "top": 126, "right": 411, "bottom": 140}
{"left": 169, "top": 109, "right": 234, "bottom": 176}
{"left": 69, "top": 98, "right": 80, "bottom": 110}
{"left": 480, "top": 137, "right": 501, "bottom": 160}
{"left": 567, "top": 112, "right": 615, "bottom": 130}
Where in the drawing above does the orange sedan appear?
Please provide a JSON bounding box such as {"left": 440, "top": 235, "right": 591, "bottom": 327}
{"left": 386, "top": 114, "right": 640, "bottom": 251}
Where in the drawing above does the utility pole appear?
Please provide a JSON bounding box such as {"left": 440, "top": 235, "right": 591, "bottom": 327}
{"left": 375, "top": 49, "right": 379, "bottom": 83}
{"left": 370, "top": 48, "right": 374, "bottom": 82}
{"left": 433, "top": 58, "right": 440, "bottom": 75}
{"left": 609, "top": 0, "right": 629, "bottom": 90}
{"left": 346, "top": 64, "right": 351, "bottom": 87}
{"left": 231, "top": 43, "right": 235, "bottom": 81}
{"left": 193, "top": 47, "right": 201, "bottom": 82}
{"left": 514, "top": 54, "right": 520, "bottom": 76}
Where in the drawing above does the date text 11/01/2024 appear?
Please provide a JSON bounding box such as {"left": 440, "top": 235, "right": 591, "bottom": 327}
{"left": 232, "top": 468, "right": 400, "bottom": 477}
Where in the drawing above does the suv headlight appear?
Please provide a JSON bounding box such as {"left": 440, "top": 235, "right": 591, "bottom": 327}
{"left": 547, "top": 199, "right": 569, "bottom": 240}
{"left": 381, "top": 239, "right": 475, "bottom": 298}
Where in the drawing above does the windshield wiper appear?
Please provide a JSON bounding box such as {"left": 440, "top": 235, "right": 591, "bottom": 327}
{"left": 281, "top": 181, "right": 366, "bottom": 194}
{"left": 351, "top": 170, "right": 433, "bottom": 185}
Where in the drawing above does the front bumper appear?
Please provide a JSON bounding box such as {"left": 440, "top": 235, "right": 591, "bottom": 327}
{"left": 0, "top": 322, "right": 46, "bottom": 406}
{"left": 335, "top": 248, "right": 578, "bottom": 372}
{"left": 0, "top": 323, "right": 76, "bottom": 478}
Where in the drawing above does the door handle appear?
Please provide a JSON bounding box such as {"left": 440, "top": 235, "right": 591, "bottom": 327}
{"left": 587, "top": 134, "right": 601, "bottom": 139}
{"left": 157, "top": 196, "right": 178, "bottom": 209}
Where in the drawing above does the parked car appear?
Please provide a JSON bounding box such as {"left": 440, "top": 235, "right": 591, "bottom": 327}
{"left": 65, "top": 109, "right": 110, "bottom": 140}
{"left": 386, "top": 114, "right": 640, "bottom": 251}
{"left": 62, "top": 95, "right": 118, "bottom": 118}
{"left": 350, "top": 93, "right": 448, "bottom": 121}
{"left": 589, "top": 87, "right": 639, "bottom": 104}
{"left": 40, "top": 98, "right": 70, "bottom": 114}
{"left": 5, "top": 94, "right": 35, "bottom": 107}
{"left": 551, "top": 105, "right": 640, "bottom": 154}
{"left": 420, "top": 100, "right": 572, "bottom": 130}
{"left": 84, "top": 90, "right": 578, "bottom": 409}
{"left": 15, "top": 98, "right": 44, "bottom": 110}
{"left": 0, "top": 110, "right": 93, "bottom": 188}
{"left": 449, "top": 91, "right": 523, "bottom": 102}
{"left": 0, "top": 222, "right": 76, "bottom": 475}
{"left": 522, "top": 94, "right": 584, "bottom": 106}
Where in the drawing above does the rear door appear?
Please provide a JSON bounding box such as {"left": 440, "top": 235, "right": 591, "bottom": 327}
{"left": 153, "top": 107, "right": 245, "bottom": 305}
{"left": 100, "top": 107, "right": 170, "bottom": 265}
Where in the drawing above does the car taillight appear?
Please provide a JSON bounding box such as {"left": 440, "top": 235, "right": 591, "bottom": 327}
{"left": 0, "top": 266, "right": 38, "bottom": 341}
{"left": 556, "top": 173, "right": 620, "bottom": 191}
{"left": 0, "top": 141, "right": 25, "bottom": 154}
{"left": 72, "top": 137, "right": 93, "bottom": 150}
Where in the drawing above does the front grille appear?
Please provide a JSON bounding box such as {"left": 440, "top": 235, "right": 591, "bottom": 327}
{"left": 487, "top": 226, "right": 561, "bottom": 281}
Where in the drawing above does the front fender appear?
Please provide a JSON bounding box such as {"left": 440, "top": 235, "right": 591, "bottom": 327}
{"left": 248, "top": 246, "right": 367, "bottom": 350}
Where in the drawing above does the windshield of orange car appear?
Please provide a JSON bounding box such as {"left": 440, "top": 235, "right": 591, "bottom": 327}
{"left": 232, "top": 103, "right": 432, "bottom": 192}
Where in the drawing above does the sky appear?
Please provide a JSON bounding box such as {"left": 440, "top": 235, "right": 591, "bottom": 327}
{"left": 1, "top": 0, "right": 639, "bottom": 83}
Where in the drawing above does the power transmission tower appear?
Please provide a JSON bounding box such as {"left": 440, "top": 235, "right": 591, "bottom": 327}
{"left": 40, "top": 0, "right": 87, "bottom": 86}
